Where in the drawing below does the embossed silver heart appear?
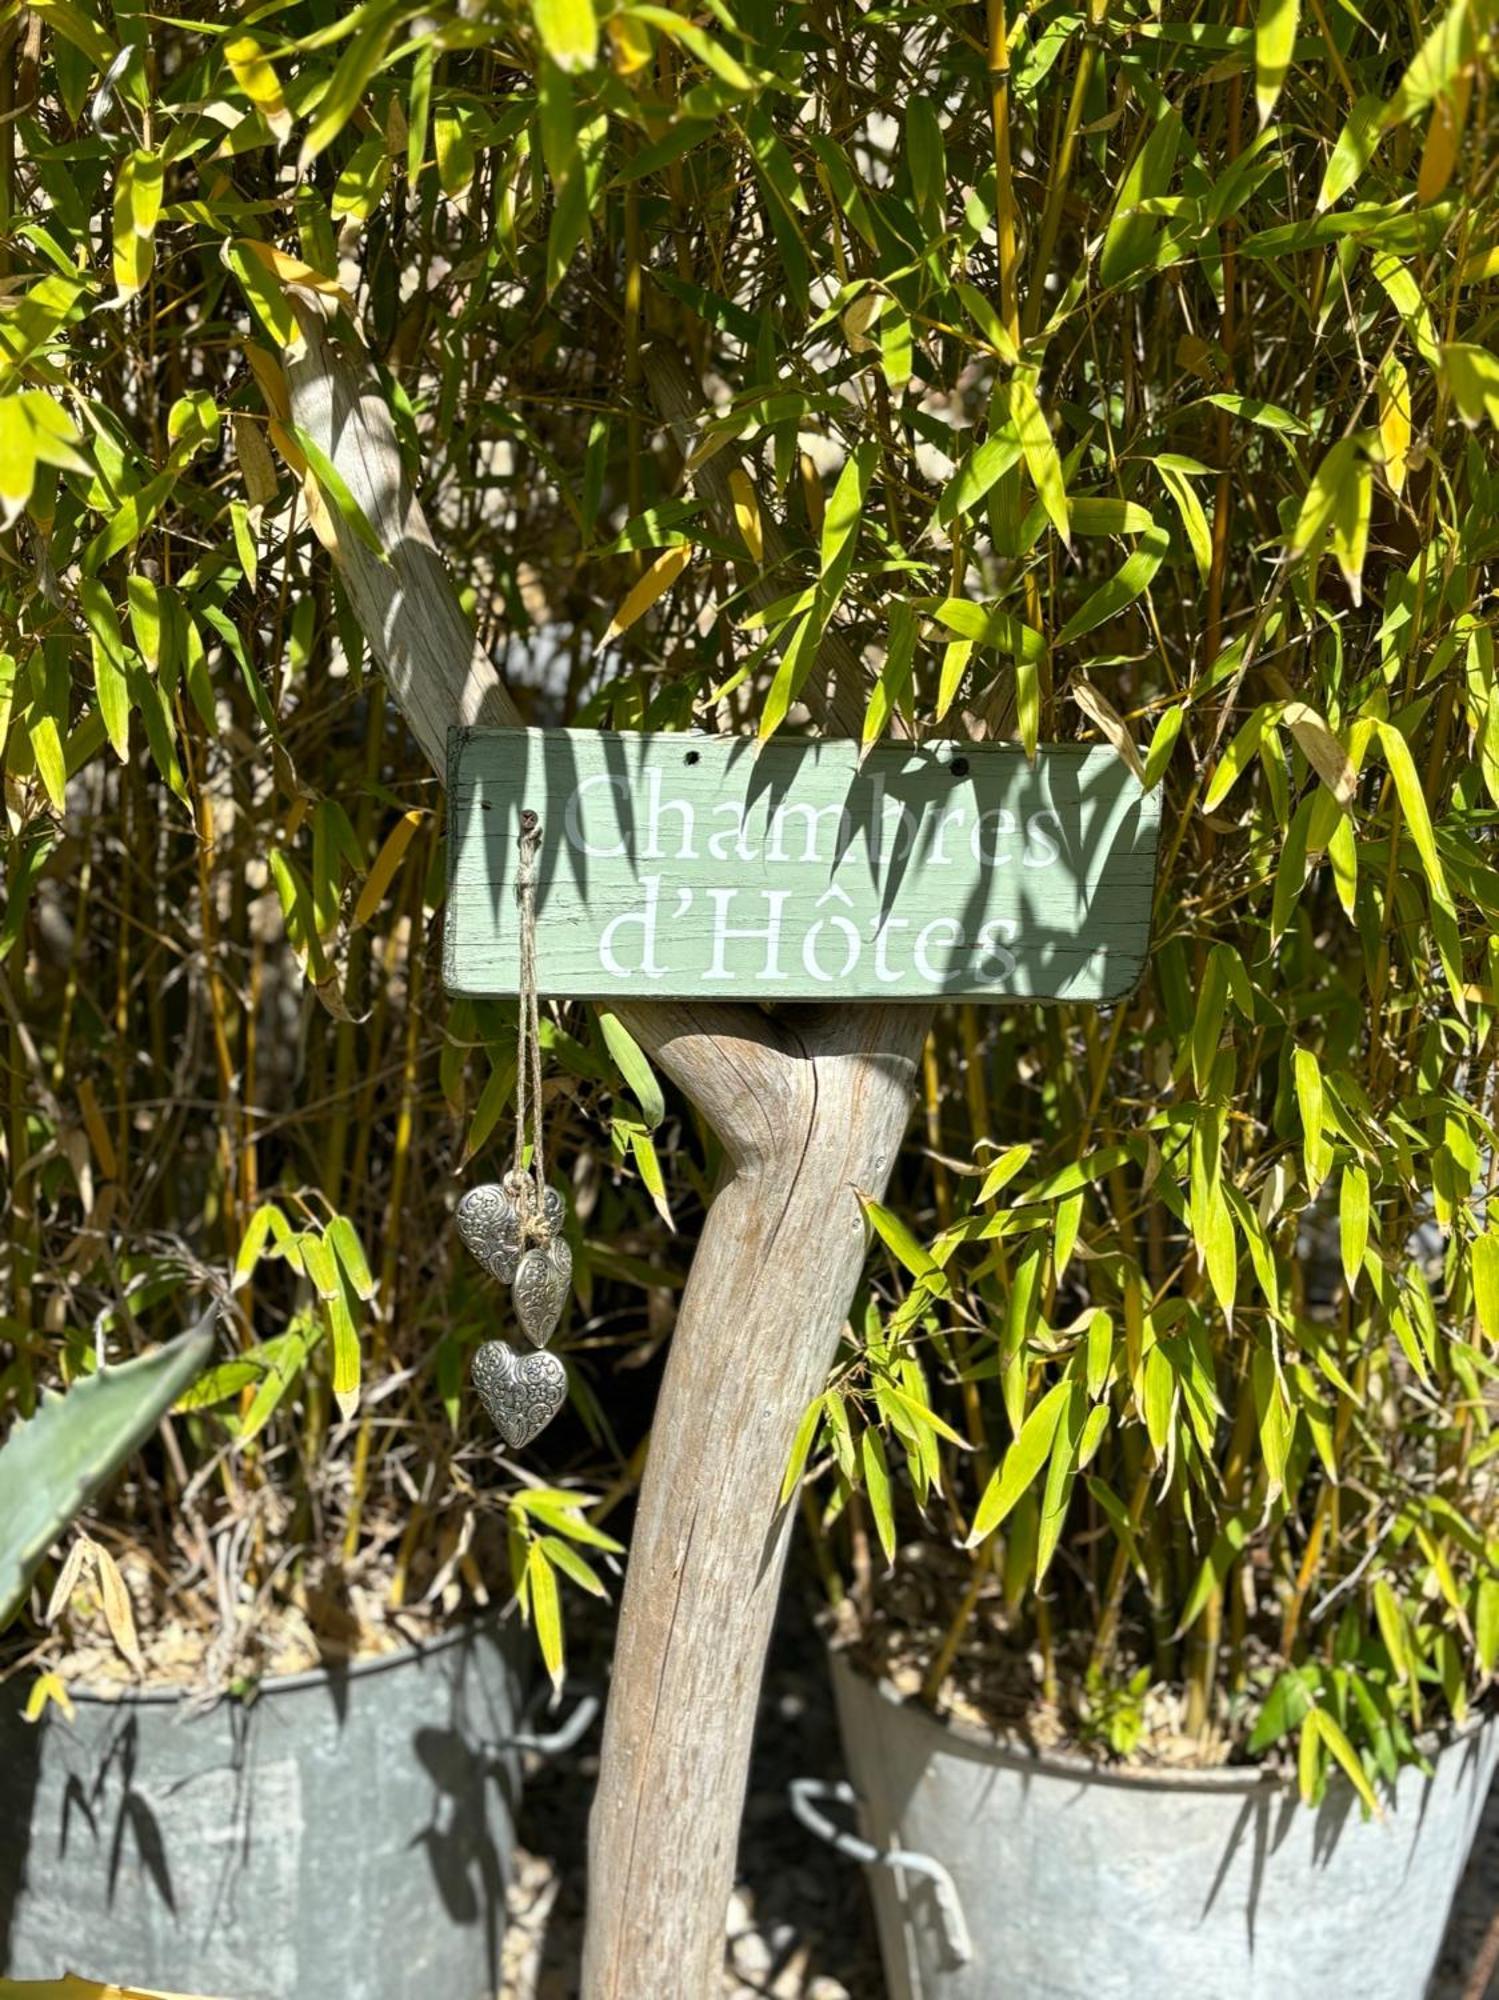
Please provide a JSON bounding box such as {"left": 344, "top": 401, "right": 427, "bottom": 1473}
{"left": 455, "top": 1183, "right": 523, "bottom": 1284}
{"left": 471, "top": 1340, "right": 567, "bottom": 1449}
{"left": 513, "top": 1232, "right": 572, "bottom": 1348}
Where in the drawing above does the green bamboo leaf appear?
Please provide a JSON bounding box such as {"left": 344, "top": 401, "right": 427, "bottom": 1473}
{"left": 930, "top": 597, "right": 1045, "bottom": 661}
{"left": 629, "top": 6, "right": 752, "bottom": 90}
{"left": 1254, "top": 0, "right": 1299, "bottom": 127}
{"left": 1472, "top": 1232, "right": 1499, "bottom": 1343}
{"left": 861, "top": 1428, "right": 896, "bottom": 1564}
{"left": 538, "top": 1534, "right": 607, "bottom": 1597}
{"left": 1317, "top": 95, "right": 1385, "bottom": 211}
{"left": 1143, "top": 703, "right": 1185, "bottom": 788}
{"left": 1054, "top": 526, "right": 1170, "bottom": 646}
{"left": 291, "top": 424, "right": 389, "bottom": 563}
{"left": 527, "top": 1541, "right": 565, "bottom": 1686}
{"left": 1035, "top": 1381, "right": 1084, "bottom": 1582}
{"left": 967, "top": 1378, "right": 1071, "bottom": 1544}
{"left": 1201, "top": 392, "right": 1309, "bottom": 435}
{"left": 905, "top": 96, "right": 945, "bottom": 231}
{"left": 1203, "top": 705, "right": 1271, "bottom": 812}
{"left": 931, "top": 433, "right": 1021, "bottom": 533}
{"left": 1100, "top": 109, "right": 1182, "bottom": 288}
{"left": 1179, "top": 1516, "right": 1249, "bottom": 1635}
{"left": 863, "top": 601, "right": 918, "bottom": 748}
{"left": 1340, "top": 1164, "right": 1370, "bottom": 1295}
{"left": 780, "top": 1395, "right": 825, "bottom": 1505}
{"left": 1383, "top": 0, "right": 1475, "bottom": 128}
{"left": 1441, "top": 343, "right": 1499, "bottom": 430}
{"left": 240, "top": 1313, "right": 320, "bottom": 1445}
{"left": 328, "top": 1214, "right": 376, "bottom": 1301}
{"left": 1155, "top": 458, "right": 1212, "bottom": 579}
{"left": 1307, "top": 1706, "right": 1381, "bottom": 1816}
{"left": 0, "top": 396, "right": 36, "bottom": 525}
{"left": 857, "top": 1190, "right": 945, "bottom": 1292}
{"left": 1376, "top": 719, "right": 1453, "bottom": 914}
{"left": 598, "top": 1007, "right": 666, "bottom": 1128}
{"left": 1009, "top": 371, "right": 1070, "bottom": 549}
{"left": 532, "top": 0, "right": 597, "bottom": 72}
{"left": 298, "top": 0, "right": 403, "bottom": 171}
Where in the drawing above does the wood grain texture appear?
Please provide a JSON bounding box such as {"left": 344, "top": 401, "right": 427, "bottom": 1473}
{"left": 581, "top": 1001, "right": 927, "bottom": 2000}
{"left": 446, "top": 727, "right": 1158, "bottom": 1002}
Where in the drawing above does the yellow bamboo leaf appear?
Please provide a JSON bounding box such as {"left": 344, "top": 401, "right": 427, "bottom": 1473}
{"left": 606, "top": 12, "right": 653, "bottom": 72}
{"left": 244, "top": 346, "right": 292, "bottom": 425}
{"left": 111, "top": 151, "right": 164, "bottom": 298}
{"left": 1376, "top": 356, "right": 1411, "bottom": 494}
{"left": 728, "top": 467, "right": 765, "bottom": 563}
{"left": 234, "top": 238, "right": 354, "bottom": 309}
{"left": 23, "top": 1670, "right": 76, "bottom": 1723}
{"left": 1417, "top": 75, "right": 1470, "bottom": 204}
{"left": 0, "top": 1979, "right": 227, "bottom": 1999}
{"left": 354, "top": 809, "right": 426, "bottom": 928}
{"left": 225, "top": 34, "right": 293, "bottom": 144}
{"left": 604, "top": 543, "right": 692, "bottom": 640}
{"left": 0, "top": 394, "right": 37, "bottom": 526}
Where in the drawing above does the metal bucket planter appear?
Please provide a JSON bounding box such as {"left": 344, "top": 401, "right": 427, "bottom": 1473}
{"left": 809, "top": 1650, "right": 1498, "bottom": 2000}
{"left": 0, "top": 1615, "right": 590, "bottom": 2000}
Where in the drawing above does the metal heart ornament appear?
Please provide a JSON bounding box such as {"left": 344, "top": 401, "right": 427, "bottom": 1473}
{"left": 455, "top": 1183, "right": 523, "bottom": 1283}
{"left": 513, "top": 1233, "right": 572, "bottom": 1348}
{"left": 456, "top": 1182, "right": 565, "bottom": 1285}
{"left": 471, "top": 1340, "right": 567, "bottom": 1449}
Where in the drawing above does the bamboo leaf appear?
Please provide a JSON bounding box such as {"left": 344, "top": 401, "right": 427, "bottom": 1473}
{"left": 1009, "top": 371, "right": 1070, "bottom": 550}
{"left": 599, "top": 1007, "right": 666, "bottom": 1128}
{"left": 532, "top": 0, "right": 597, "bottom": 73}
{"left": 967, "top": 1379, "right": 1071, "bottom": 1544}
{"left": 862, "top": 1428, "right": 896, "bottom": 1564}
{"left": 1055, "top": 526, "right": 1170, "bottom": 646}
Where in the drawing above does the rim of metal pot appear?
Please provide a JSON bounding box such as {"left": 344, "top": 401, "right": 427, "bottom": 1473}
{"left": 830, "top": 1644, "right": 1497, "bottom": 1798}
{"left": 28, "top": 1604, "right": 517, "bottom": 1708}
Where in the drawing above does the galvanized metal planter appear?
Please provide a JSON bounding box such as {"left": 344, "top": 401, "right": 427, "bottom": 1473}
{"left": 0, "top": 1616, "right": 571, "bottom": 2000}
{"left": 824, "top": 1650, "right": 1498, "bottom": 2000}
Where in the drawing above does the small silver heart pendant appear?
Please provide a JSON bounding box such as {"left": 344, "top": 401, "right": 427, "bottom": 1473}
{"left": 455, "top": 1183, "right": 523, "bottom": 1284}
{"left": 456, "top": 1181, "right": 565, "bottom": 1286}
{"left": 513, "top": 1233, "right": 572, "bottom": 1348}
{"left": 471, "top": 1340, "right": 567, "bottom": 1449}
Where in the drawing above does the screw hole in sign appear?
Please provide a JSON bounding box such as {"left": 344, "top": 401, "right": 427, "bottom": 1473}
{"left": 949, "top": 757, "right": 970, "bottom": 779}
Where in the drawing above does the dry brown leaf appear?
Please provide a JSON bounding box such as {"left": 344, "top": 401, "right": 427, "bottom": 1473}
{"left": 45, "top": 1534, "right": 90, "bottom": 1627}
{"left": 94, "top": 1543, "right": 145, "bottom": 1674}
{"left": 1071, "top": 680, "right": 1146, "bottom": 783}
{"left": 1281, "top": 701, "right": 1357, "bottom": 807}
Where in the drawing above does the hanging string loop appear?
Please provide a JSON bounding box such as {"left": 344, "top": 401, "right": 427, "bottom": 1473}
{"left": 508, "top": 808, "right": 552, "bottom": 1246}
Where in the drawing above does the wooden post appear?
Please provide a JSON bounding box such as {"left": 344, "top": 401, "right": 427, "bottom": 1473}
{"left": 286, "top": 309, "right": 930, "bottom": 1997}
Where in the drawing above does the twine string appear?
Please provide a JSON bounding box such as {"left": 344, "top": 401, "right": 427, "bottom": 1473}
{"left": 512, "top": 810, "right": 549, "bottom": 1242}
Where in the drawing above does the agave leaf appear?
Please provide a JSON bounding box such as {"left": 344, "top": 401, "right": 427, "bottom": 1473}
{"left": 0, "top": 1311, "right": 218, "bottom": 1630}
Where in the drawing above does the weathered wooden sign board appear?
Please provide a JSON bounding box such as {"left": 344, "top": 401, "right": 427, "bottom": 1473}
{"left": 445, "top": 728, "right": 1159, "bottom": 1003}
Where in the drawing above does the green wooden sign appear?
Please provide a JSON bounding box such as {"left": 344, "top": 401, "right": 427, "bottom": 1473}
{"left": 445, "top": 728, "right": 1159, "bottom": 1003}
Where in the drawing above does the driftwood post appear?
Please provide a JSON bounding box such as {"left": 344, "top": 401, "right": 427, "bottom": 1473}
{"left": 286, "top": 310, "right": 930, "bottom": 1997}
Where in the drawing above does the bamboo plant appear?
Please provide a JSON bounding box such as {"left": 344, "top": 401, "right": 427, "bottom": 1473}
{"left": 1, "top": 0, "right": 1496, "bottom": 1800}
